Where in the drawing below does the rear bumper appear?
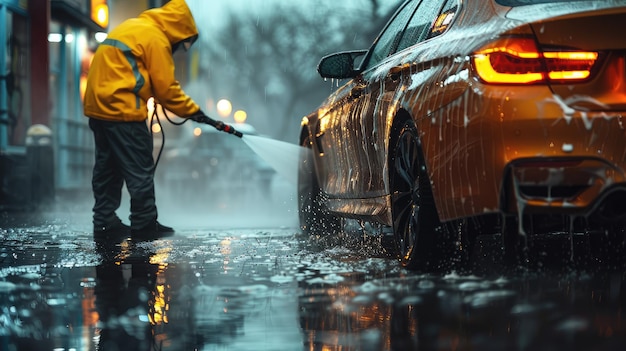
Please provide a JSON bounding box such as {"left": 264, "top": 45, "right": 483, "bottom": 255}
{"left": 502, "top": 156, "right": 626, "bottom": 222}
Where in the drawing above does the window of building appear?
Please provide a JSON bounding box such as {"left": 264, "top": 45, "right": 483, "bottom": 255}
{"left": 3, "top": 10, "right": 30, "bottom": 147}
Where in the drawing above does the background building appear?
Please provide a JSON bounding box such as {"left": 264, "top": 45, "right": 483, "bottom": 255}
{"left": 0, "top": 0, "right": 172, "bottom": 210}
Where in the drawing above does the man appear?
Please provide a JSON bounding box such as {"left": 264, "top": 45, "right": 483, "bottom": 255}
{"left": 84, "top": 0, "right": 228, "bottom": 240}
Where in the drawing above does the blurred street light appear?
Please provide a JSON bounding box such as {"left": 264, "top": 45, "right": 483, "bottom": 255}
{"left": 216, "top": 99, "right": 232, "bottom": 118}
{"left": 151, "top": 123, "right": 162, "bottom": 134}
{"left": 147, "top": 97, "right": 162, "bottom": 134}
{"left": 233, "top": 110, "right": 247, "bottom": 124}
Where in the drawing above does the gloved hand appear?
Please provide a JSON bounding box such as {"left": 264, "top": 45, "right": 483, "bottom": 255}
{"left": 189, "top": 110, "right": 223, "bottom": 128}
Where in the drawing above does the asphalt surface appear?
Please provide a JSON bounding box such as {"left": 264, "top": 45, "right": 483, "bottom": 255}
{"left": 1, "top": 196, "right": 626, "bottom": 351}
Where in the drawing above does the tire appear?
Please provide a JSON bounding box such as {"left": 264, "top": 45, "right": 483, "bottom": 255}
{"left": 389, "top": 119, "right": 444, "bottom": 270}
{"left": 298, "top": 133, "right": 341, "bottom": 236}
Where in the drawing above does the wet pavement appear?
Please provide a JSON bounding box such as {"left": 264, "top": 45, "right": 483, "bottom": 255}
{"left": 1, "top": 202, "right": 626, "bottom": 351}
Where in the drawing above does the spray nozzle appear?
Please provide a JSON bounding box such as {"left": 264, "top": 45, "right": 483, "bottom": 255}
{"left": 221, "top": 124, "right": 244, "bottom": 138}
{"left": 210, "top": 119, "right": 243, "bottom": 138}
{"left": 191, "top": 113, "right": 243, "bottom": 138}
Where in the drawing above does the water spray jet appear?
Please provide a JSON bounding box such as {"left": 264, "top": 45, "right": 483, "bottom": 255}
{"left": 195, "top": 115, "right": 309, "bottom": 185}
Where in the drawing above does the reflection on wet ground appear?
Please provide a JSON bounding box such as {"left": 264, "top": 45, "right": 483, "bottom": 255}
{"left": 298, "top": 231, "right": 626, "bottom": 351}
{"left": 1, "top": 213, "right": 625, "bottom": 350}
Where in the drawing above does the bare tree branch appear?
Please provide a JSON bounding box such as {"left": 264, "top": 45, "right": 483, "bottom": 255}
{"left": 197, "top": 1, "right": 402, "bottom": 140}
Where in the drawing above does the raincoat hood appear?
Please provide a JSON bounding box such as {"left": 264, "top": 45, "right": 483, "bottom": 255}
{"left": 139, "top": 0, "right": 199, "bottom": 46}
{"left": 83, "top": 0, "right": 201, "bottom": 122}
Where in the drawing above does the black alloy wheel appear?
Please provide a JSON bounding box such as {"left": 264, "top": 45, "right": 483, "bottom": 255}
{"left": 390, "top": 119, "right": 441, "bottom": 270}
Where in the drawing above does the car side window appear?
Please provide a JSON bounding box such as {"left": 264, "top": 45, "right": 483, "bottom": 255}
{"left": 396, "top": 0, "right": 455, "bottom": 53}
{"left": 428, "top": 0, "right": 459, "bottom": 39}
{"left": 365, "top": 0, "right": 419, "bottom": 70}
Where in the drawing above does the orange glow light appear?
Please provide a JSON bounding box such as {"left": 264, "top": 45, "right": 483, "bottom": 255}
{"left": 543, "top": 51, "right": 598, "bottom": 60}
{"left": 91, "top": 0, "right": 109, "bottom": 28}
{"left": 548, "top": 70, "right": 591, "bottom": 80}
{"left": 473, "top": 54, "right": 544, "bottom": 84}
{"left": 473, "top": 37, "right": 598, "bottom": 84}
{"left": 233, "top": 110, "right": 247, "bottom": 123}
{"left": 151, "top": 123, "right": 161, "bottom": 134}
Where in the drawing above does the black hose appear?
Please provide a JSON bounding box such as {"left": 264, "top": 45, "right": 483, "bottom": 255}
{"left": 150, "top": 104, "right": 243, "bottom": 172}
{"left": 150, "top": 104, "right": 193, "bottom": 171}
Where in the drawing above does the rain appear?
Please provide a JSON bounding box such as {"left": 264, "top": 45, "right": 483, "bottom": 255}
{"left": 2, "top": 0, "right": 626, "bottom": 350}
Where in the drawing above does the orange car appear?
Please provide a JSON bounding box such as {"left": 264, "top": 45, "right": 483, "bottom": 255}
{"left": 298, "top": 0, "right": 626, "bottom": 270}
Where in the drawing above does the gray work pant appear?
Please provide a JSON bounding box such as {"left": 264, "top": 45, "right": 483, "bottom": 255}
{"left": 89, "top": 118, "right": 157, "bottom": 230}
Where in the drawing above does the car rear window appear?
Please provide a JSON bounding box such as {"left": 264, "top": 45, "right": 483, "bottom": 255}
{"left": 496, "top": 0, "right": 600, "bottom": 5}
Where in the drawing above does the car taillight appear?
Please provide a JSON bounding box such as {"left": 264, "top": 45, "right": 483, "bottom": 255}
{"left": 472, "top": 37, "right": 598, "bottom": 84}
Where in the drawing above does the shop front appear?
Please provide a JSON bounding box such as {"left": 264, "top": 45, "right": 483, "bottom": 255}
{"left": 0, "top": 0, "right": 108, "bottom": 210}
{"left": 0, "top": 0, "right": 31, "bottom": 209}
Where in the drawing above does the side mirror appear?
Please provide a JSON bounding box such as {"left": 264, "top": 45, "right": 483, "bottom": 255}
{"left": 317, "top": 50, "right": 368, "bottom": 79}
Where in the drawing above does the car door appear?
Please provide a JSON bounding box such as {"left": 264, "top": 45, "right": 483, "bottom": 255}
{"left": 357, "top": 0, "right": 456, "bottom": 196}
{"left": 315, "top": 0, "right": 420, "bottom": 199}
{"left": 319, "top": 0, "right": 453, "bottom": 200}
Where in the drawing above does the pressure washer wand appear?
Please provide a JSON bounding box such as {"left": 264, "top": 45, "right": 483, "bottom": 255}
{"left": 193, "top": 114, "right": 243, "bottom": 138}
{"left": 213, "top": 120, "right": 244, "bottom": 138}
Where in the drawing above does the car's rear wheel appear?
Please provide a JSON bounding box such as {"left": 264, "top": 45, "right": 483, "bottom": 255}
{"left": 389, "top": 119, "right": 443, "bottom": 270}
{"left": 298, "top": 133, "right": 341, "bottom": 236}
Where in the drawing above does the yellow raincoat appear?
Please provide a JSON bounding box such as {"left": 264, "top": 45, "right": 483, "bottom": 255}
{"left": 84, "top": 0, "right": 200, "bottom": 122}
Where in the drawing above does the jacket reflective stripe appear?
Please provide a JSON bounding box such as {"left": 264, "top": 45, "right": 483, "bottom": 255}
{"left": 102, "top": 38, "right": 144, "bottom": 109}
